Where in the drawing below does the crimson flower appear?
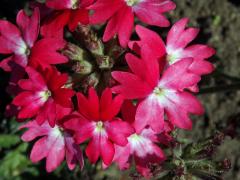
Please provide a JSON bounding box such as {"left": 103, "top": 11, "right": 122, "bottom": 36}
{"left": 13, "top": 67, "right": 74, "bottom": 127}
{"left": 41, "top": 0, "right": 94, "bottom": 38}
{"left": 112, "top": 47, "right": 204, "bottom": 133}
{"left": 112, "top": 101, "right": 166, "bottom": 177}
{"left": 89, "top": 0, "right": 176, "bottom": 47}
{"left": 0, "top": 8, "right": 68, "bottom": 71}
{"left": 20, "top": 119, "right": 83, "bottom": 172}
{"left": 63, "top": 88, "right": 134, "bottom": 166}
{"left": 129, "top": 18, "right": 215, "bottom": 91}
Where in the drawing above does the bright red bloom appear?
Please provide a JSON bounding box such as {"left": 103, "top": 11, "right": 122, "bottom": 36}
{"left": 13, "top": 67, "right": 74, "bottom": 127}
{"left": 0, "top": 8, "right": 68, "bottom": 71}
{"left": 129, "top": 19, "right": 216, "bottom": 91}
{"left": 112, "top": 46, "right": 204, "bottom": 133}
{"left": 20, "top": 119, "right": 84, "bottom": 172}
{"left": 112, "top": 101, "right": 166, "bottom": 177}
{"left": 63, "top": 88, "right": 134, "bottom": 166}
{"left": 89, "top": 0, "right": 176, "bottom": 47}
{"left": 41, "top": 0, "right": 94, "bottom": 38}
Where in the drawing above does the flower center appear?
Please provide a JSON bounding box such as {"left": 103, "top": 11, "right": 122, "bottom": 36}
{"left": 125, "top": 0, "right": 140, "bottom": 6}
{"left": 166, "top": 48, "right": 183, "bottom": 65}
{"left": 95, "top": 121, "right": 104, "bottom": 132}
{"left": 25, "top": 48, "right": 31, "bottom": 56}
{"left": 128, "top": 133, "right": 142, "bottom": 142}
{"left": 39, "top": 90, "right": 51, "bottom": 102}
{"left": 153, "top": 87, "right": 165, "bottom": 96}
{"left": 71, "top": 0, "right": 79, "bottom": 9}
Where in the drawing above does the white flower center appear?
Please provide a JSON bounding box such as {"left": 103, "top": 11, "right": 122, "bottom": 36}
{"left": 166, "top": 47, "right": 183, "bottom": 65}
{"left": 71, "top": 0, "right": 79, "bottom": 9}
{"left": 128, "top": 133, "right": 153, "bottom": 157}
{"left": 39, "top": 90, "right": 51, "bottom": 102}
{"left": 16, "top": 39, "right": 29, "bottom": 55}
{"left": 95, "top": 121, "right": 104, "bottom": 133}
{"left": 125, "top": 0, "right": 140, "bottom": 6}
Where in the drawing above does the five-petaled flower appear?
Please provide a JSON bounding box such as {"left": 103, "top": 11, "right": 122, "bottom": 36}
{"left": 13, "top": 67, "right": 74, "bottom": 127}
{"left": 63, "top": 88, "right": 134, "bottom": 165}
{"left": 112, "top": 101, "right": 167, "bottom": 177}
{"left": 20, "top": 118, "right": 84, "bottom": 172}
{"left": 41, "top": 0, "right": 94, "bottom": 38}
{"left": 0, "top": 8, "right": 68, "bottom": 71}
{"left": 129, "top": 18, "right": 216, "bottom": 91}
{"left": 112, "top": 46, "right": 204, "bottom": 133}
{"left": 89, "top": 0, "right": 176, "bottom": 47}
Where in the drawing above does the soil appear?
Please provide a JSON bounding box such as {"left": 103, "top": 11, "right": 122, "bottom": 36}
{"left": 171, "top": 0, "right": 240, "bottom": 179}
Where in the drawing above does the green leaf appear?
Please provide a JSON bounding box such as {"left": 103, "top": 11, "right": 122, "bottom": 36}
{"left": 0, "top": 134, "right": 20, "bottom": 148}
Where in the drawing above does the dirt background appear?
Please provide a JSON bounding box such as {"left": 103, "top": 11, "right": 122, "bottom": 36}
{"left": 171, "top": 0, "right": 240, "bottom": 179}
{"left": 0, "top": 0, "right": 240, "bottom": 179}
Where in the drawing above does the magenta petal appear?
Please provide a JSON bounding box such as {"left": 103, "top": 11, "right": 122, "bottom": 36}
{"left": 135, "top": 98, "right": 164, "bottom": 133}
{"left": 159, "top": 58, "right": 200, "bottom": 90}
{"left": 134, "top": 0, "right": 174, "bottom": 27}
{"left": 103, "top": 6, "right": 134, "bottom": 47}
{"left": 106, "top": 119, "right": 134, "bottom": 146}
{"left": 111, "top": 71, "right": 152, "bottom": 99}
{"left": 46, "top": 0, "right": 73, "bottom": 9}
{"left": 16, "top": 8, "right": 40, "bottom": 47}
{"left": 30, "top": 137, "right": 49, "bottom": 163}
{"left": 113, "top": 144, "right": 131, "bottom": 170}
{"left": 165, "top": 102, "right": 192, "bottom": 130}
{"left": 167, "top": 18, "right": 189, "bottom": 46}
{"left": 65, "top": 133, "right": 84, "bottom": 170}
{"left": 45, "top": 135, "right": 65, "bottom": 172}
{"left": 86, "top": 137, "right": 100, "bottom": 164}
{"left": 100, "top": 137, "right": 115, "bottom": 166}
{"left": 64, "top": 115, "right": 94, "bottom": 144}
{"left": 134, "top": 25, "right": 166, "bottom": 58}
{"left": 89, "top": 0, "right": 124, "bottom": 24}
{"left": 20, "top": 121, "right": 50, "bottom": 141}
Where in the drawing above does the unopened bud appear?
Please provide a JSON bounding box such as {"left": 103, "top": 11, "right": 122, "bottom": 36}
{"left": 74, "top": 25, "right": 104, "bottom": 56}
{"left": 72, "top": 60, "right": 93, "bottom": 75}
{"left": 63, "top": 43, "right": 89, "bottom": 61}
{"left": 82, "top": 72, "right": 100, "bottom": 92}
{"left": 95, "top": 55, "right": 113, "bottom": 69}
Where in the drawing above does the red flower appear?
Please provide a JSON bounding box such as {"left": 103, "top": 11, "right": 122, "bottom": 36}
{"left": 89, "top": 0, "right": 176, "bottom": 47}
{"left": 20, "top": 119, "right": 84, "bottom": 172}
{"left": 129, "top": 19, "right": 216, "bottom": 91}
{"left": 41, "top": 0, "right": 94, "bottom": 38}
{"left": 13, "top": 67, "right": 74, "bottom": 127}
{"left": 0, "top": 8, "right": 68, "bottom": 71}
{"left": 112, "top": 101, "right": 166, "bottom": 177}
{"left": 112, "top": 46, "right": 204, "bottom": 133}
{"left": 63, "top": 88, "right": 134, "bottom": 166}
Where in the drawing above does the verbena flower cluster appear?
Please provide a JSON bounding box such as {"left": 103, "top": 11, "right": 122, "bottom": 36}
{"left": 0, "top": 0, "right": 215, "bottom": 177}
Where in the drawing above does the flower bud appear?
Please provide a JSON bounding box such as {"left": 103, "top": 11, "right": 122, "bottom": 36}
{"left": 72, "top": 60, "right": 93, "bottom": 75}
{"left": 74, "top": 25, "right": 104, "bottom": 56}
{"left": 63, "top": 43, "right": 89, "bottom": 61}
{"left": 95, "top": 55, "right": 113, "bottom": 69}
{"left": 82, "top": 72, "right": 100, "bottom": 92}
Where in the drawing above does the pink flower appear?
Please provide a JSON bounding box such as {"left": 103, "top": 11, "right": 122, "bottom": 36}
{"left": 13, "top": 67, "right": 74, "bottom": 127}
{"left": 63, "top": 88, "right": 134, "bottom": 166}
{"left": 112, "top": 46, "right": 204, "bottom": 133}
{"left": 112, "top": 101, "right": 166, "bottom": 177}
{"left": 89, "top": 0, "right": 176, "bottom": 47}
{"left": 0, "top": 8, "right": 68, "bottom": 70}
{"left": 41, "top": 0, "right": 94, "bottom": 38}
{"left": 20, "top": 119, "right": 84, "bottom": 172}
{"left": 129, "top": 19, "right": 215, "bottom": 83}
